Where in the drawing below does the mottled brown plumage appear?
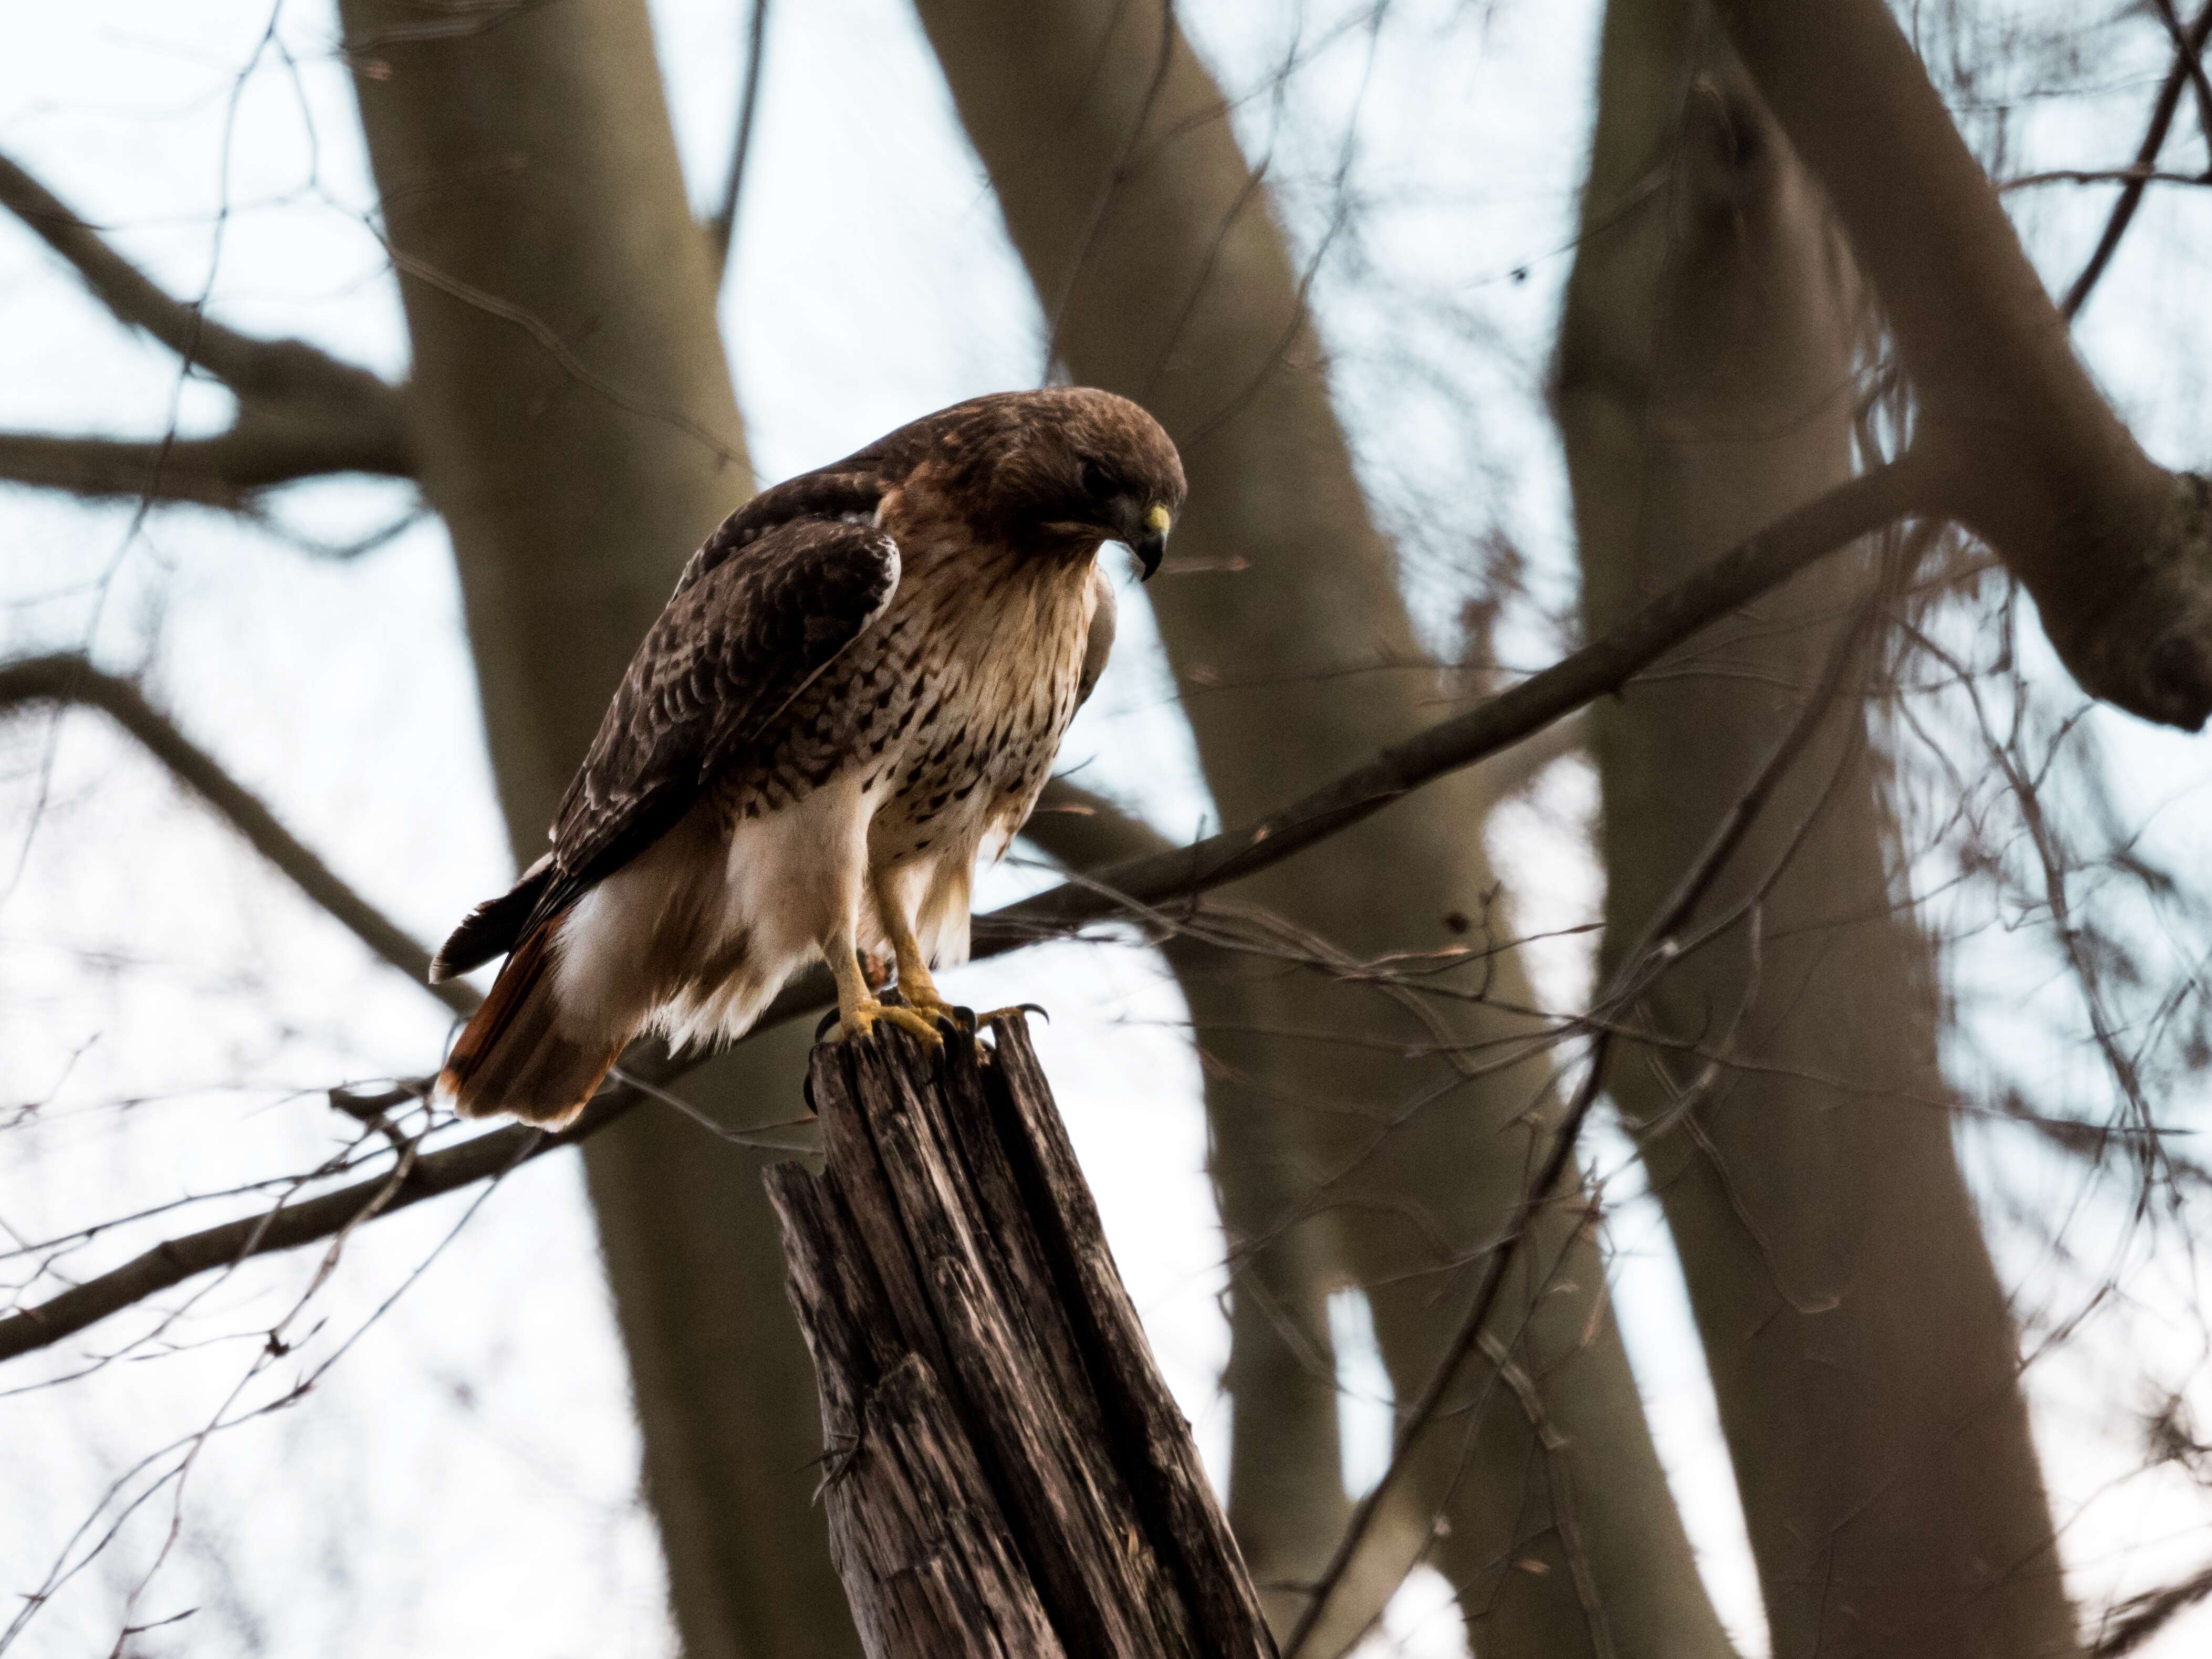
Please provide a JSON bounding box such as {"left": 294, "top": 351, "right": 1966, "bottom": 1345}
{"left": 432, "top": 388, "right": 1185, "bottom": 1126}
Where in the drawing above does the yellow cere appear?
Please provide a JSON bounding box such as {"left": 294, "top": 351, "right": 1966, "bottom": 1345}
{"left": 1144, "top": 504, "right": 1173, "bottom": 535}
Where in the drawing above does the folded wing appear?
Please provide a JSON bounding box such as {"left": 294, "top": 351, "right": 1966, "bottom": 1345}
{"left": 431, "top": 515, "right": 900, "bottom": 981}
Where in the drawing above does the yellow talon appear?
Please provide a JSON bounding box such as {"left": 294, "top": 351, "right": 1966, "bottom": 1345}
{"left": 828, "top": 929, "right": 945, "bottom": 1048}
{"left": 896, "top": 985, "right": 961, "bottom": 1024}
{"left": 833, "top": 997, "right": 946, "bottom": 1048}
{"left": 869, "top": 869, "right": 966, "bottom": 1035}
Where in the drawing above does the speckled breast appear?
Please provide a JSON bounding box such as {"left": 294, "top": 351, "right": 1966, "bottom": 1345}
{"left": 715, "top": 545, "right": 1092, "bottom": 862}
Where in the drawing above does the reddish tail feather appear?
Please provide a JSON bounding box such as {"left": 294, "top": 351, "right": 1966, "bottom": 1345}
{"left": 436, "top": 913, "right": 621, "bottom": 1129}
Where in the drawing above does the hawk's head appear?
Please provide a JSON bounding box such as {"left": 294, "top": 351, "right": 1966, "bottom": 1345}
{"left": 929, "top": 388, "right": 1187, "bottom": 580}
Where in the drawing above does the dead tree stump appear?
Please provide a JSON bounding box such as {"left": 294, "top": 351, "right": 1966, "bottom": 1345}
{"left": 763, "top": 1015, "right": 1277, "bottom": 1659}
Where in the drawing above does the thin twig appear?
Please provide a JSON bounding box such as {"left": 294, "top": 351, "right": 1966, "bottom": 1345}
{"left": 706, "top": 0, "right": 770, "bottom": 284}
{"left": 1998, "top": 165, "right": 2211, "bottom": 193}
{"left": 2149, "top": 0, "right": 2212, "bottom": 172}
{"left": 379, "top": 239, "right": 742, "bottom": 469}
{"left": 2060, "top": 0, "right": 2212, "bottom": 318}
{"left": 2090, "top": 1557, "right": 2212, "bottom": 1657}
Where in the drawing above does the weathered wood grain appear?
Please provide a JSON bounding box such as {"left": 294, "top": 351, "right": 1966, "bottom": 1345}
{"left": 767, "top": 1168, "right": 1066, "bottom": 1658}
{"left": 984, "top": 1021, "right": 1277, "bottom": 1658}
{"left": 763, "top": 1015, "right": 1276, "bottom": 1659}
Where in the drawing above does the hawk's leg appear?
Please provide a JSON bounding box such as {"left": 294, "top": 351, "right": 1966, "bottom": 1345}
{"left": 870, "top": 869, "right": 961, "bottom": 1023}
{"left": 870, "top": 875, "right": 1045, "bottom": 1031}
{"left": 825, "top": 927, "right": 943, "bottom": 1047}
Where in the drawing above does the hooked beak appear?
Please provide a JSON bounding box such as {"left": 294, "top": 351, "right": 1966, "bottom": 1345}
{"left": 1131, "top": 503, "right": 1172, "bottom": 581}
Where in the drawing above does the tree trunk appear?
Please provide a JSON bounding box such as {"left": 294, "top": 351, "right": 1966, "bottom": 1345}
{"left": 1018, "top": 787, "right": 1365, "bottom": 1645}
{"left": 1554, "top": 7, "right": 2081, "bottom": 1656}
{"left": 913, "top": 4, "right": 1735, "bottom": 1653}
{"left": 765, "top": 1017, "right": 1274, "bottom": 1659}
{"left": 340, "top": 6, "right": 858, "bottom": 1654}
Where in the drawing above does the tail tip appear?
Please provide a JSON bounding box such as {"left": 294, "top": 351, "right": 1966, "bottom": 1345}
{"left": 434, "top": 1061, "right": 601, "bottom": 1132}
{"left": 432, "top": 1067, "right": 468, "bottom": 1117}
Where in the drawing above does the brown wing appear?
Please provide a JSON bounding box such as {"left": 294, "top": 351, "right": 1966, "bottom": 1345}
{"left": 547, "top": 515, "right": 899, "bottom": 901}
{"left": 673, "top": 465, "right": 888, "bottom": 597}
{"left": 430, "top": 516, "right": 898, "bottom": 980}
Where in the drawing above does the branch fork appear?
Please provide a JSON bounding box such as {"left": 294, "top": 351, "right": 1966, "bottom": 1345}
{"left": 0, "top": 151, "right": 413, "bottom": 508}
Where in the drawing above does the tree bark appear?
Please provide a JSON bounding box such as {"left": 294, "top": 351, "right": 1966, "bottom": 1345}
{"left": 1019, "top": 786, "right": 1368, "bottom": 1645}
{"left": 1714, "top": 0, "right": 2212, "bottom": 730}
{"left": 339, "top": 6, "right": 858, "bottom": 1654}
{"left": 1556, "top": 7, "right": 2080, "bottom": 1656}
{"left": 765, "top": 1017, "right": 1275, "bottom": 1659}
{"left": 913, "top": 4, "right": 1736, "bottom": 1653}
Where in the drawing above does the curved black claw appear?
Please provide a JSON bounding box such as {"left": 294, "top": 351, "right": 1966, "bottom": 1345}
{"left": 813, "top": 1006, "right": 843, "bottom": 1042}
{"left": 977, "top": 1002, "right": 1050, "bottom": 1027}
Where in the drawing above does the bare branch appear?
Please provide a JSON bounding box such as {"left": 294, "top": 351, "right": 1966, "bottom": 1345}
{"left": 704, "top": 0, "right": 771, "bottom": 285}
{"left": 0, "top": 149, "right": 413, "bottom": 514}
{"left": 2090, "top": 1559, "right": 2212, "bottom": 1657}
{"left": 0, "top": 654, "right": 471, "bottom": 1015}
{"left": 1019, "top": 722, "right": 1584, "bottom": 927}
{"left": 0, "top": 419, "right": 411, "bottom": 510}
{"left": 0, "top": 150, "right": 408, "bottom": 420}
{"left": 0, "top": 458, "right": 1924, "bottom": 1365}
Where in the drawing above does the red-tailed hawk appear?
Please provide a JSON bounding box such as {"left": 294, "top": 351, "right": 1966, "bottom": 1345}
{"left": 429, "top": 388, "right": 1184, "bottom": 1127}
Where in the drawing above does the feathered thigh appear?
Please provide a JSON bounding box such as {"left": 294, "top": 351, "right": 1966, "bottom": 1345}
{"left": 549, "top": 774, "right": 879, "bottom": 1055}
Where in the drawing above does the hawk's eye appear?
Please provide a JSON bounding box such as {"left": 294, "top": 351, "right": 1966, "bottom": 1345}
{"left": 1079, "top": 459, "right": 1121, "bottom": 502}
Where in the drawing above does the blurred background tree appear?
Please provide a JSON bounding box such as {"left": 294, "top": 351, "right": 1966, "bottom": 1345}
{"left": 4, "top": 2, "right": 2211, "bottom": 1657}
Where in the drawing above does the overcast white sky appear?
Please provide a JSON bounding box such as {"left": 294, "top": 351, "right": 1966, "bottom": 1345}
{"left": 3, "top": 2, "right": 2211, "bottom": 1656}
